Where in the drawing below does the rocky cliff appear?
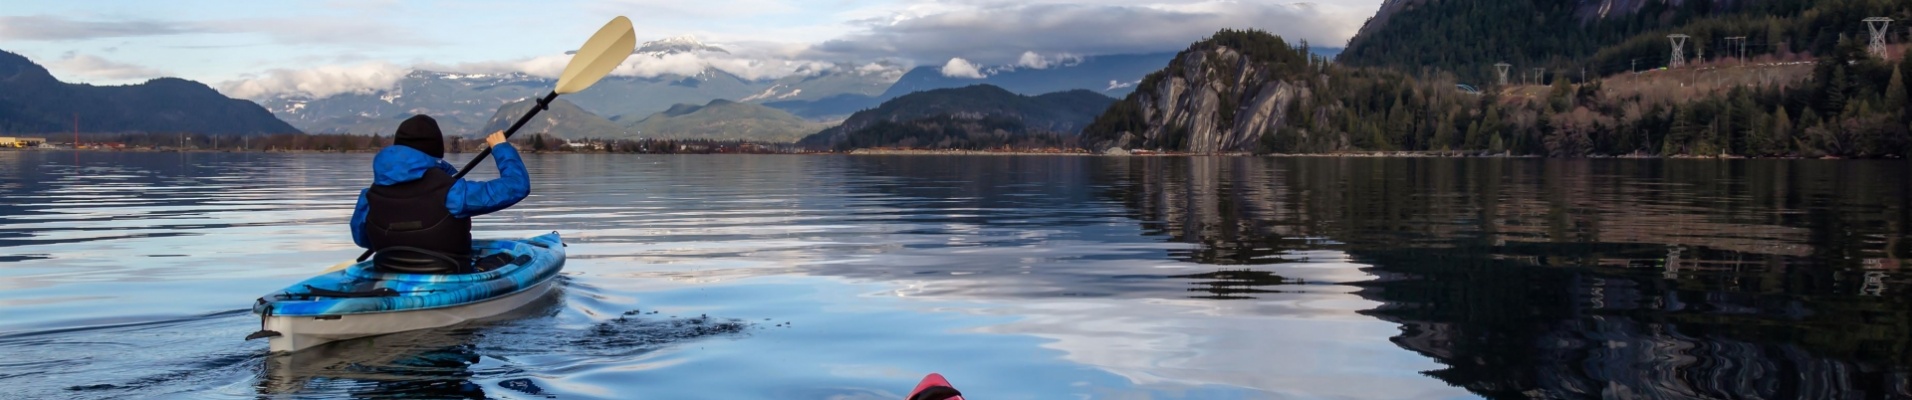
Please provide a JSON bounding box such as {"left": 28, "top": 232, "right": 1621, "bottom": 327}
{"left": 1080, "top": 30, "right": 1314, "bottom": 153}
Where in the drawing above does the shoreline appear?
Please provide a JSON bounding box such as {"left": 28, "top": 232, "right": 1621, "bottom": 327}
{"left": 5, "top": 147, "right": 1885, "bottom": 160}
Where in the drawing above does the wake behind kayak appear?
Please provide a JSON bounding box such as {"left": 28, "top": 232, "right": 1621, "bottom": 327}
{"left": 247, "top": 232, "right": 566, "bottom": 353}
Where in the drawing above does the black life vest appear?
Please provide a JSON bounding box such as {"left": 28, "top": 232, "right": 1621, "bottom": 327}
{"left": 363, "top": 168, "right": 472, "bottom": 261}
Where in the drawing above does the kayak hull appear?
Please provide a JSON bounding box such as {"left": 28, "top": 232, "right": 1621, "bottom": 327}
{"left": 251, "top": 232, "right": 565, "bottom": 353}
{"left": 263, "top": 276, "right": 556, "bottom": 353}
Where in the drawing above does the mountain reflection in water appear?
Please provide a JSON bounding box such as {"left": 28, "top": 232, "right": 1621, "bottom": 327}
{"left": 1093, "top": 157, "right": 1912, "bottom": 399}
{"left": 4, "top": 152, "right": 1910, "bottom": 398}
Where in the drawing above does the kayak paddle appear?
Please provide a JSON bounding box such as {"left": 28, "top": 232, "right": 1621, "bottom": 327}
{"left": 347, "top": 15, "right": 637, "bottom": 265}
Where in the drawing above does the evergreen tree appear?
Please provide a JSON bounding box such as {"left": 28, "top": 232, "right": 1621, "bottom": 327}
{"left": 1770, "top": 107, "right": 1792, "bottom": 155}
{"left": 1823, "top": 65, "right": 1849, "bottom": 116}
{"left": 1668, "top": 106, "right": 1696, "bottom": 155}
{"left": 1549, "top": 77, "right": 1574, "bottom": 112}
{"left": 1464, "top": 121, "right": 1483, "bottom": 151}
{"left": 1887, "top": 66, "right": 1907, "bottom": 119}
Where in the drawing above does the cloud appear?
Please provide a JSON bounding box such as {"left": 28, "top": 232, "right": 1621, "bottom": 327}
{"left": 211, "top": 17, "right": 437, "bottom": 46}
{"left": 43, "top": 53, "right": 172, "bottom": 82}
{"left": 218, "top": 61, "right": 409, "bottom": 99}
{"left": 434, "top": 48, "right": 839, "bottom": 81}
{"left": 939, "top": 57, "right": 986, "bottom": 78}
{"left": 810, "top": 1, "right": 1368, "bottom": 65}
{"left": 222, "top": 42, "right": 864, "bottom": 98}
{"left": 0, "top": 15, "right": 201, "bottom": 41}
{"left": 1017, "top": 51, "right": 1082, "bottom": 69}
{"left": 0, "top": 14, "right": 431, "bottom": 46}
{"left": 855, "top": 61, "right": 907, "bottom": 80}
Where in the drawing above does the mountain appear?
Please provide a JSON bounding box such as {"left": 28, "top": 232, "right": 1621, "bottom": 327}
{"left": 1080, "top": 30, "right": 1319, "bottom": 153}
{"left": 481, "top": 98, "right": 628, "bottom": 140}
{"left": 261, "top": 69, "right": 754, "bottom": 137}
{"left": 879, "top": 53, "right": 1178, "bottom": 99}
{"left": 797, "top": 84, "right": 1115, "bottom": 149}
{"left": 1336, "top": 0, "right": 1891, "bottom": 83}
{"left": 622, "top": 99, "right": 826, "bottom": 142}
{"left": 740, "top": 62, "right": 903, "bottom": 103}
{"left": 765, "top": 53, "right": 1174, "bottom": 119}
{"left": 0, "top": 50, "right": 298, "bottom": 135}
{"left": 260, "top": 66, "right": 899, "bottom": 136}
{"left": 259, "top": 35, "right": 900, "bottom": 137}
{"left": 632, "top": 35, "right": 731, "bottom": 56}
{"left": 1088, "top": 22, "right": 1910, "bottom": 157}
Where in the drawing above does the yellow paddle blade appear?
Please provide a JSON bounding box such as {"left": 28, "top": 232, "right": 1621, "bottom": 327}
{"left": 555, "top": 16, "right": 637, "bottom": 95}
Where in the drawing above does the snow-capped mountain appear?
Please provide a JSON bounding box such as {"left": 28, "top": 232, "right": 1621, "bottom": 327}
{"left": 764, "top": 53, "right": 1178, "bottom": 119}
{"left": 634, "top": 35, "right": 730, "bottom": 56}
{"left": 257, "top": 63, "right": 898, "bottom": 136}
{"left": 259, "top": 70, "right": 556, "bottom": 136}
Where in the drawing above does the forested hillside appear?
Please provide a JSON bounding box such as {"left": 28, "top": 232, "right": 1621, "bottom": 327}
{"left": 1085, "top": 24, "right": 1912, "bottom": 157}
{"left": 1340, "top": 0, "right": 1899, "bottom": 85}
{"left": 799, "top": 85, "right": 1114, "bottom": 150}
{"left": 0, "top": 50, "right": 300, "bottom": 135}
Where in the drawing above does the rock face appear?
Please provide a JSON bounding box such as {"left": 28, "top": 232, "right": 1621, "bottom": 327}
{"left": 1081, "top": 35, "right": 1311, "bottom": 153}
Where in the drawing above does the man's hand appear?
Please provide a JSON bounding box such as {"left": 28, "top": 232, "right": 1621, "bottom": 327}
{"left": 485, "top": 131, "right": 507, "bottom": 147}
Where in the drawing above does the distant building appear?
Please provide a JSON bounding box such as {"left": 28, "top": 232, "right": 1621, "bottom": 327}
{"left": 0, "top": 137, "right": 47, "bottom": 148}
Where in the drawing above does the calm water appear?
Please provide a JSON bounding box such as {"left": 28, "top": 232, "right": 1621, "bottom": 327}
{"left": 2, "top": 152, "right": 1911, "bottom": 399}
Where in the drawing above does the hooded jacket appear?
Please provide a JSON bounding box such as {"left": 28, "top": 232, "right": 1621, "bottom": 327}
{"left": 350, "top": 143, "right": 530, "bottom": 250}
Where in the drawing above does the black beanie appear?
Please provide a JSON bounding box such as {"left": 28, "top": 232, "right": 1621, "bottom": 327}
{"left": 394, "top": 115, "right": 445, "bottom": 158}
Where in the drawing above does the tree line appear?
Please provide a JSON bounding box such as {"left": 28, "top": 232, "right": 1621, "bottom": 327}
{"left": 1340, "top": 0, "right": 1905, "bottom": 84}
{"left": 1267, "top": 35, "right": 1911, "bottom": 158}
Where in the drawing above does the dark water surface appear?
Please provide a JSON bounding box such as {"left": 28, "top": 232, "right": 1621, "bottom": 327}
{"left": 2, "top": 152, "right": 1910, "bottom": 399}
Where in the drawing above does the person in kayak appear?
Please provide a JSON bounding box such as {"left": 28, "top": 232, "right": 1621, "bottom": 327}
{"left": 350, "top": 114, "right": 529, "bottom": 273}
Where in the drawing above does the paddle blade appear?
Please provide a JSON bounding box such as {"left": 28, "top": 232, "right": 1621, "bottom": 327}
{"left": 555, "top": 16, "right": 637, "bottom": 94}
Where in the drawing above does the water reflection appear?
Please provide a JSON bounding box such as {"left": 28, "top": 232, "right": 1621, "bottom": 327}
{"left": 1094, "top": 157, "right": 1912, "bottom": 398}
{"left": 6, "top": 151, "right": 1911, "bottom": 398}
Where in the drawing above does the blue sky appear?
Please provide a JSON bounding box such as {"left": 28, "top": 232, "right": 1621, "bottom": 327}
{"left": 0, "top": 0, "right": 1382, "bottom": 98}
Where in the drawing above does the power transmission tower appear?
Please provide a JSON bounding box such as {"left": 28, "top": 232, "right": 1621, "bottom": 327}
{"left": 1534, "top": 68, "right": 1546, "bottom": 85}
{"left": 1631, "top": 58, "right": 1640, "bottom": 74}
{"left": 1495, "top": 62, "right": 1511, "bottom": 86}
{"left": 1669, "top": 34, "right": 1690, "bottom": 68}
{"left": 1865, "top": 17, "right": 1893, "bottom": 59}
{"left": 1726, "top": 36, "right": 1746, "bottom": 63}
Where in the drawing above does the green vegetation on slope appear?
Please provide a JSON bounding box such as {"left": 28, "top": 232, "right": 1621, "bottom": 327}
{"left": 0, "top": 50, "right": 300, "bottom": 135}
{"left": 827, "top": 115, "right": 1077, "bottom": 151}
{"left": 798, "top": 84, "right": 1115, "bottom": 149}
{"left": 1339, "top": 0, "right": 1902, "bottom": 85}
{"left": 481, "top": 98, "right": 630, "bottom": 140}
{"left": 1085, "top": 27, "right": 1912, "bottom": 157}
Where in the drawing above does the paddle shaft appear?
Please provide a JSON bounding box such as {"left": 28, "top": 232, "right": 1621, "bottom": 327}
{"left": 355, "top": 91, "right": 559, "bottom": 262}
{"left": 455, "top": 91, "right": 558, "bottom": 180}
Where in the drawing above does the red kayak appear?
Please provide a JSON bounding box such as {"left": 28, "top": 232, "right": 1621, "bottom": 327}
{"left": 907, "top": 373, "right": 965, "bottom": 400}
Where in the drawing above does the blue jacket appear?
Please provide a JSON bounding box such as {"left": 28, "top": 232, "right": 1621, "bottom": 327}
{"left": 351, "top": 144, "right": 530, "bottom": 249}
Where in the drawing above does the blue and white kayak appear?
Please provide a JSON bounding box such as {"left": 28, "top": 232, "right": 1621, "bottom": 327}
{"left": 247, "top": 232, "right": 565, "bottom": 353}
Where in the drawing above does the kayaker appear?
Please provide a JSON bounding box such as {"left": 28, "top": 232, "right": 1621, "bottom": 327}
{"left": 350, "top": 114, "right": 529, "bottom": 273}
